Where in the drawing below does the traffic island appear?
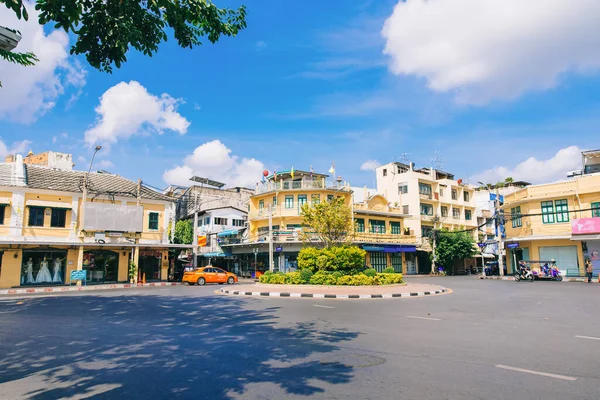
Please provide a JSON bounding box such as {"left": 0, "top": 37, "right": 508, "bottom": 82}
{"left": 219, "top": 282, "right": 449, "bottom": 299}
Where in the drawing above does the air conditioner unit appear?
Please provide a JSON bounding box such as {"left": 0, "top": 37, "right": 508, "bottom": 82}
{"left": 0, "top": 26, "right": 21, "bottom": 51}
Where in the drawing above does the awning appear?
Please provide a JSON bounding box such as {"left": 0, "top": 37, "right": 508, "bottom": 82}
{"left": 217, "top": 228, "right": 244, "bottom": 237}
{"left": 363, "top": 246, "right": 384, "bottom": 252}
{"left": 0, "top": 197, "right": 11, "bottom": 205}
{"left": 26, "top": 200, "right": 72, "bottom": 209}
{"left": 202, "top": 252, "right": 227, "bottom": 257}
{"left": 571, "top": 234, "right": 600, "bottom": 241}
{"left": 362, "top": 245, "right": 416, "bottom": 253}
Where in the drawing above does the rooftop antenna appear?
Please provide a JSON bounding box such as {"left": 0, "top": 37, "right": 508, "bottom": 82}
{"left": 399, "top": 153, "right": 411, "bottom": 164}
{"left": 430, "top": 151, "right": 446, "bottom": 180}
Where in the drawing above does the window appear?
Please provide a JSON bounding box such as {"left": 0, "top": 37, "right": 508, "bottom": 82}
{"left": 451, "top": 189, "right": 458, "bottom": 200}
{"left": 402, "top": 205, "right": 409, "bottom": 214}
{"left": 298, "top": 194, "right": 307, "bottom": 209}
{"left": 541, "top": 201, "right": 555, "bottom": 224}
{"left": 555, "top": 199, "right": 569, "bottom": 223}
{"left": 441, "top": 206, "right": 448, "bottom": 217}
{"left": 311, "top": 194, "right": 320, "bottom": 205}
{"left": 0, "top": 205, "right": 5, "bottom": 225}
{"left": 259, "top": 200, "right": 264, "bottom": 210}
{"left": 28, "top": 206, "right": 45, "bottom": 227}
{"left": 285, "top": 195, "right": 294, "bottom": 209}
{"left": 511, "top": 206, "right": 522, "bottom": 228}
{"left": 327, "top": 194, "right": 334, "bottom": 202}
{"left": 420, "top": 204, "right": 433, "bottom": 216}
{"left": 464, "top": 191, "right": 470, "bottom": 202}
{"left": 50, "top": 208, "right": 67, "bottom": 228}
{"left": 205, "top": 217, "right": 210, "bottom": 225}
{"left": 383, "top": 169, "right": 388, "bottom": 177}
{"left": 592, "top": 202, "right": 600, "bottom": 218}
{"left": 452, "top": 208, "right": 460, "bottom": 219}
{"left": 355, "top": 218, "right": 365, "bottom": 233}
{"left": 214, "top": 217, "right": 228, "bottom": 225}
{"left": 390, "top": 221, "right": 401, "bottom": 234}
{"left": 272, "top": 196, "right": 277, "bottom": 206}
{"left": 465, "top": 210, "right": 472, "bottom": 221}
{"left": 439, "top": 188, "right": 444, "bottom": 197}
{"left": 398, "top": 183, "right": 408, "bottom": 194}
{"left": 369, "top": 219, "right": 386, "bottom": 234}
{"left": 419, "top": 183, "right": 432, "bottom": 198}
{"left": 148, "top": 212, "right": 159, "bottom": 230}
{"left": 232, "top": 219, "right": 245, "bottom": 227}
{"left": 287, "top": 224, "right": 302, "bottom": 230}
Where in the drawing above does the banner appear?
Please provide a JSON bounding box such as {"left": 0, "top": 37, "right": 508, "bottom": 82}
{"left": 198, "top": 235, "right": 207, "bottom": 247}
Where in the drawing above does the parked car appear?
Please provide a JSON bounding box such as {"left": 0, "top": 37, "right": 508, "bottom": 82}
{"left": 183, "top": 266, "right": 238, "bottom": 286}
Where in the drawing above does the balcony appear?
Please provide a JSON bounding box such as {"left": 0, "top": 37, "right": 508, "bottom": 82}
{"left": 256, "top": 179, "right": 351, "bottom": 194}
{"left": 354, "top": 232, "right": 416, "bottom": 245}
{"left": 248, "top": 206, "right": 303, "bottom": 220}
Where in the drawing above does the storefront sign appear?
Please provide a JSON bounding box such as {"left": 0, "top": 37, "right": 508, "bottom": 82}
{"left": 198, "top": 235, "right": 207, "bottom": 247}
{"left": 276, "top": 247, "right": 283, "bottom": 252}
{"left": 506, "top": 243, "right": 519, "bottom": 249}
{"left": 572, "top": 218, "right": 600, "bottom": 235}
{"left": 70, "top": 270, "right": 87, "bottom": 281}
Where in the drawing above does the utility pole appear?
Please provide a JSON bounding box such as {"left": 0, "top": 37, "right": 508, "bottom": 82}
{"left": 192, "top": 192, "right": 199, "bottom": 268}
{"left": 253, "top": 248, "right": 259, "bottom": 279}
{"left": 431, "top": 229, "right": 437, "bottom": 274}
{"left": 268, "top": 204, "right": 274, "bottom": 272}
{"left": 495, "top": 189, "right": 505, "bottom": 276}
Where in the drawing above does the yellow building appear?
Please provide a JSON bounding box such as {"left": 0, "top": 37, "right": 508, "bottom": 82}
{"left": 0, "top": 153, "right": 186, "bottom": 289}
{"left": 221, "top": 169, "right": 416, "bottom": 274}
{"left": 502, "top": 170, "right": 600, "bottom": 276}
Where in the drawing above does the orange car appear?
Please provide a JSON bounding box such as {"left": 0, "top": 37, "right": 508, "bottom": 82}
{"left": 183, "top": 266, "right": 238, "bottom": 286}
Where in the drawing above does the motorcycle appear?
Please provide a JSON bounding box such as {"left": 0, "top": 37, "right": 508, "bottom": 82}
{"left": 514, "top": 263, "right": 534, "bottom": 282}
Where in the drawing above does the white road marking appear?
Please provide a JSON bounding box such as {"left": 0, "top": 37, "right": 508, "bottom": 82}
{"left": 495, "top": 365, "right": 577, "bottom": 381}
{"left": 575, "top": 335, "right": 600, "bottom": 341}
{"left": 313, "top": 304, "right": 335, "bottom": 309}
{"left": 406, "top": 315, "right": 441, "bottom": 321}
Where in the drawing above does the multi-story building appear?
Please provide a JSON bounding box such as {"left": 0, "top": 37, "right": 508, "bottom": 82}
{"left": 220, "top": 169, "right": 417, "bottom": 275}
{"left": 0, "top": 152, "right": 186, "bottom": 289}
{"left": 502, "top": 150, "right": 600, "bottom": 276}
{"left": 375, "top": 161, "right": 478, "bottom": 273}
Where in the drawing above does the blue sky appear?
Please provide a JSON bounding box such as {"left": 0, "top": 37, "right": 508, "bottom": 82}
{"left": 1, "top": 0, "right": 600, "bottom": 189}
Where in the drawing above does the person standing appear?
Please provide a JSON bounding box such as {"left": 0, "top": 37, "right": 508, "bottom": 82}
{"left": 585, "top": 259, "right": 594, "bottom": 283}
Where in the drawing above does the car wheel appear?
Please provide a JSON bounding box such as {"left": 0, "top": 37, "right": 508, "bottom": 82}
{"left": 227, "top": 277, "right": 234, "bottom": 285}
{"left": 197, "top": 277, "right": 206, "bottom": 286}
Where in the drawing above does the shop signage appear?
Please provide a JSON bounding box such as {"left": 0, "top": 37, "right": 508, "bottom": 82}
{"left": 198, "top": 235, "right": 207, "bottom": 247}
{"left": 572, "top": 218, "right": 600, "bottom": 235}
{"left": 70, "top": 270, "right": 87, "bottom": 281}
{"left": 477, "top": 242, "right": 486, "bottom": 248}
{"left": 276, "top": 247, "right": 283, "bottom": 252}
{"left": 506, "top": 243, "right": 519, "bottom": 249}
{"left": 107, "top": 232, "right": 123, "bottom": 237}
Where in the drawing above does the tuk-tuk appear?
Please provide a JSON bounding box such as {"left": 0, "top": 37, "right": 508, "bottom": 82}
{"left": 523, "top": 260, "right": 563, "bottom": 281}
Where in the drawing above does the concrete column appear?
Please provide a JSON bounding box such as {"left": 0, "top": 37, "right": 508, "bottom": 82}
{"left": 76, "top": 245, "right": 84, "bottom": 287}
{"left": 402, "top": 252, "right": 407, "bottom": 274}
{"left": 133, "top": 246, "right": 140, "bottom": 283}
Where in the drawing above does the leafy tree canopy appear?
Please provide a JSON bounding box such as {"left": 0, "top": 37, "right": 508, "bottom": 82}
{"left": 434, "top": 229, "right": 477, "bottom": 270}
{"left": 172, "top": 219, "right": 193, "bottom": 245}
{"left": 1, "top": 0, "right": 246, "bottom": 73}
{"left": 300, "top": 197, "right": 353, "bottom": 248}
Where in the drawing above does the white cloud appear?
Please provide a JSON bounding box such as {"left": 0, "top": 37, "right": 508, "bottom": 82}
{"left": 96, "top": 160, "right": 114, "bottom": 169}
{"left": 255, "top": 41, "right": 267, "bottom": 50}
{"left": 471, "top": 146, "right": 582, "bottom": 184}
{"left": 84, "top": 81, "right": 190, "bottom": 146}
{"left": 382, "top": 0, "right": 600, "bottom": 105}
{"left": 193, "top": 103, "right": 202, "bottom": 111}
{"left": 52, "top": 132, "right": 68, "bottom": 144}
{"left": 360, "top": 160, "right": 381, "bottom": 171}
{"left": 163, "top": 140, "right": 265, "bottom": 188}
{"left": 0, "top": 138, "right": 32, "bottom": 158}
{"left": 0, "top": 4, "right": 86, "bottom": 123}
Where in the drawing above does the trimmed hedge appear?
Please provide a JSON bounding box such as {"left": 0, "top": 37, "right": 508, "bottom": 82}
{"left": 259, "top": 270, "right": 403, "bottom": 286}
{"left": 297, "top": 246, "right": 367, "bottom": 274}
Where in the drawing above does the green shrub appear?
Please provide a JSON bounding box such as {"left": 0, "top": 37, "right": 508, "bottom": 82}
{"left": 284, "top": 272, "right": 304, "bottom": 285}
{"left": 309, "top": 271, "right": 338, "bottom": 285}
{"left": 297, "top": 247, "right": 321, "bottom": 272}
{"left": 378, "top": 273, "right": 404, "bottom": 285}
{"left": 264, "top": 270, "right": 273, "bottom": 276}
{"left": 268, "top": 273, "right": 287, "bottom": 284}
{"left": 299, "top": 268, "right": 313, "bottom": 283}
{"left": 331, "top": 271, "right": 343, "bottom": 280}
{"left": 363, "top": 268, "right": 377, "bottom": 277}
{"left": 383, "top": 267, "right": 395, "bottom": 274}
{"left": 336, "top": 275, "right": 354, "bottom": 285}
{"left": 259, "top": 274, "right": 271, "bottom": 283}
{"left": 349, "top": 274, "right": 375, "bottom": 286}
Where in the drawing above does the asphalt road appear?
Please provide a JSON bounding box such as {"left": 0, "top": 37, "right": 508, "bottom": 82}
{"left": 0, "top": 277, "right": 599, "bottom": 399}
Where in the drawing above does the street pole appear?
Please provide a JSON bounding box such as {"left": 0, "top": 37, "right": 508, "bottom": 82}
{"left": 431, "top": 230, "right": 437, "bottom": 274}
{"left": 192, "top": 193, "right": 198, "bottom": 268}
{"left": 268, "top": 204, "right": 274, "bottom": 272}
{"left": 253, "top": 248, "right": 258, "bottom": 279}
{"left": 495, "top": 189, "right": 505, "bottom": 276}
{"left": 78, "top": 145, "right": 101, "bottom": 287}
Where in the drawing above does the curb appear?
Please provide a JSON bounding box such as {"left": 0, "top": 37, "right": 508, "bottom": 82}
{"left": 479, "top": 276, "right": 514, "bottom": 281}
{"left": 219, "top": 287, "right": 448, "bottom": 300}
{"left": 0, "top": 282, "right": 183, "bottom": 296}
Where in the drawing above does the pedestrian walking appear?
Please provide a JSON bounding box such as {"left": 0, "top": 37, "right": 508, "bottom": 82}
{"left": 585, "top": 259, "right": 593, "bottom": 283}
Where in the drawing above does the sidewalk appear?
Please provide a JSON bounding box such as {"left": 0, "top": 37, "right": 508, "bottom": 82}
{"left": 0, "top": 282, "right": 182, "bottom": 296}
{"left": 220, "top": 282, "right": 449, "bottom": 300}
{"left": 479, "top": 275, "right": 599, "bottom": 283}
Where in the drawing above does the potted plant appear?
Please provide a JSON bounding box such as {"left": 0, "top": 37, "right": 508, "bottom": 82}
{"left": 128, "top": 261, "right": 137, "bottom": 284}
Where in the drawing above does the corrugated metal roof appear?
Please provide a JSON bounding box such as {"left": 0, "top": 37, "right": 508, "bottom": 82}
{"left": 24, "top": 165, "right": 173, "bottom": 202}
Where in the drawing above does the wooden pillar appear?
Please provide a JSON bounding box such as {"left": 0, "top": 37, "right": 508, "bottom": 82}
{"left": 401, "top": 252, "right": 407, "bottom": 274}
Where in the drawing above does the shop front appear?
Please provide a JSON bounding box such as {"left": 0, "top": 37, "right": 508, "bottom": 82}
{"left": 363, "top": 245, "right": 416, "bottom": 273}
{"left": 139, "top": 249, "right": 163, "bottom": 281}
{"left": 571, "top": 217, "right": 600, "bottom": 275}
{"left": 21, "top": 248, "right": 68, "bottom": 285}
{"left": 83, "top": 250, "right": 120, "bottom": 283}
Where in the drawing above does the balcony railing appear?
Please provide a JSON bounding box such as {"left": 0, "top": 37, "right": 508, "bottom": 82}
{"left": 354, "top": 232, "right": 416, "bottom": 244}
{"left": 248, "top": 229, "right": 417, "bottom": 245}
{"left": 256, "top": 180, "right": 351, "bottom": 194}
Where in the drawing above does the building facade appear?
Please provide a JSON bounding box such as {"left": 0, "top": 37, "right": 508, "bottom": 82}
{"left": 221, "top": 169, "right": 417, "bottom": 275}
{"left": 502, "top": 170, "right": 600, "bottom": 276}
{"left": 0, "top": 154, "right": 182, "bottom": 289}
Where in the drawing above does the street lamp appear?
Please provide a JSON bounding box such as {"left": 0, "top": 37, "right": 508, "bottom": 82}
{"left": 84, "top": 145, "right": 102, "bottom": 201}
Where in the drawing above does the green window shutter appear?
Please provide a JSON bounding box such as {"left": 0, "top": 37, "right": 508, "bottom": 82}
{"left": 592, "top": 202, "right": 600, "bottom": 218}
{"left": 541, "top": 201, "right": 554, "bottom": 224}
{"left": 355, "top": 218, "right": 365, "bottom": 233}
{"left": 390, "top": 221, "right": 401, "bottom": 234}
{"left": 149, "top": 212, "right": 159, "bottom": 230}
{"left": 285, "top": 195, "right": 294, "bottom": 209}
{"left": 554, "top": 199, "right": 569, "bottom": 223}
